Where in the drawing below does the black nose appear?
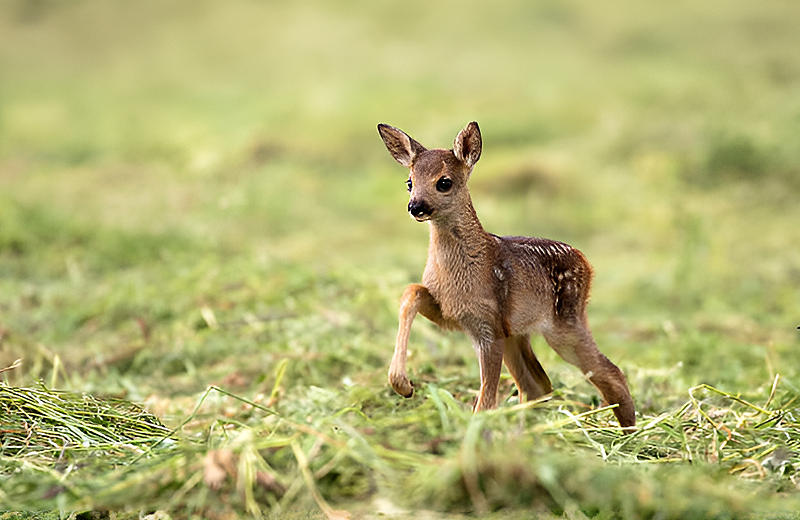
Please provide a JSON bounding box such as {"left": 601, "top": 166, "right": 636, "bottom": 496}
{"left": 408, "top": 200, "right": 433, "bottom": 219}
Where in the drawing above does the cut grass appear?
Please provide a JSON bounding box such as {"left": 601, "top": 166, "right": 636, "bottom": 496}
{"left": 2, "top": 373, "right": 800, "bottom": 517}
{"left": 0, "top": 383, "right": 171, "bottom": 460}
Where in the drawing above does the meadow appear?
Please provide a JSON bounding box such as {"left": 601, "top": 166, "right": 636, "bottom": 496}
{"left": 1, "top": 0, "right": 800, "bottom": 518}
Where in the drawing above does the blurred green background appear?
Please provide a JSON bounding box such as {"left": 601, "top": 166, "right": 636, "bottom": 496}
{"left": 2, "top": 0, "right": 800, "bottom": 402}
{"left": 0, "top": 0, "right": 800, "bottom": 434}
{"left": 1, "top": 0, "right": 800, "bottom": 512}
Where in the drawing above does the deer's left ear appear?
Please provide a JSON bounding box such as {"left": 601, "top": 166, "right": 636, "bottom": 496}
{"left": 453, "top": 121, "right": 481, "bottom": 169}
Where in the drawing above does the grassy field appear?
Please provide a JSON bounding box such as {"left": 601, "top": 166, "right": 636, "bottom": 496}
{"left": 1, "top": 0, "right": 800, "bottom": 518}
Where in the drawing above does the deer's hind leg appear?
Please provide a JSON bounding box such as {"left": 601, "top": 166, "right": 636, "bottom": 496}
{"left": 390, "top": 284, "right": 459, "bottom": 398}
{"left": 542, "top": 320, "right": 635, "bottom": 429}
{"left": 503, "top": 334, "right": 552, "bottom": 402}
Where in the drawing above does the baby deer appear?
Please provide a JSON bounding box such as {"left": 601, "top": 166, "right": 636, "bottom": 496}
{"left": 378, "top": 121, "right": 635, "bottom": 429}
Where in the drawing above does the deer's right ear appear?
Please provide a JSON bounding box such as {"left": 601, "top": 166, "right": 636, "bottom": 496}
{"left": 378, "top": 124, "right": 426, "bottom": 168}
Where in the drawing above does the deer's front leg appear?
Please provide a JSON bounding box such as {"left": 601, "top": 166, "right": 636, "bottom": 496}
{"left": 473, "top": 337, "right": 506, "bottom": 411}
{"left": 390, "top": 284, "right": 456, "bottom": 398}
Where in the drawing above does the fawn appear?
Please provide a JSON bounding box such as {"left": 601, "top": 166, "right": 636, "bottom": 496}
{"left": 378, "top": 121, "right": 635, "bottom": 429}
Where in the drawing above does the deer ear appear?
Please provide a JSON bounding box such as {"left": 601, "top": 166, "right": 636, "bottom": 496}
{"left": 453, "top": 121, "right": 482, "bottom": 168}
{"left": 378, "top": 124, "right": 427, "bottom": 168}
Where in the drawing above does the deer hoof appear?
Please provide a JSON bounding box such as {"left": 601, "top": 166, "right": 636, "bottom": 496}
{"left": 389, "top": 374, "right": 414, "bottom": 398}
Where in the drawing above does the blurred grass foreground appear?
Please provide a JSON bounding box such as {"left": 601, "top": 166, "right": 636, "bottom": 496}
{"left": 2, "top": 0, "right": 800, "bottom": 517}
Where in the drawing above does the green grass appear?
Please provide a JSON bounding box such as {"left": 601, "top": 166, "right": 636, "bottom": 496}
{"left": 1, "top": 0, "right": 800, "bottom": 517}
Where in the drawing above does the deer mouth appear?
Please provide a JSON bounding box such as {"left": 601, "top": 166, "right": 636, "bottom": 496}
{"left": 408, "top": 200, "right": 434, "bottom": 221}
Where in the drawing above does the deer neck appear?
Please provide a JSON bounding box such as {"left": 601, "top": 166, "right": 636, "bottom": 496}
{"left": 427, "top": 198, "right": 492, "bottom": 270}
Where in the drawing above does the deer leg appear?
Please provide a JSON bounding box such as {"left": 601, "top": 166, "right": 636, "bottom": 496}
{"left": 473, "top": 337, "right": 505, "bottom": 411}
{"left": 503, "top": 335, "right": 552, "bottom": 402}
{"left": 389, "top": 284, "right": 456, "bottom": 398}
{"left": 543, "top": 321, "right": 635, "bottom": 429}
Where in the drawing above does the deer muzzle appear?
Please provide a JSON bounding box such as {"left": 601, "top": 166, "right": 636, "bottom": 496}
{"left": 408, "top": 199, "right": 434, "bottom": 221}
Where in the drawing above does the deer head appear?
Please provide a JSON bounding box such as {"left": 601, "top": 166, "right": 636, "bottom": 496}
{"left": 378, "top": 122, "right": 482, "bottom": 223}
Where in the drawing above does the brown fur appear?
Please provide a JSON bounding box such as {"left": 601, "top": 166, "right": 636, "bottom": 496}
{"left": 378, "top": 122, "right": 635, "bottom": 429}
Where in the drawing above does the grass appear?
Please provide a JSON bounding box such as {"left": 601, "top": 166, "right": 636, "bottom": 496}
{"left": 1, "top": 0, "right": 800, "bottom": 517}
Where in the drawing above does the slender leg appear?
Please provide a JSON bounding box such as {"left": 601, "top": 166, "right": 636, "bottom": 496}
{"left": 543, "top": 321, "right": 635, "bottom": 429}
{"left": 389, "top": 284, "right": 458, "bottom": 398}
{"left": 473, "top": 338, "right": 505, "bottom": 411}
{"left": 503, "top": 335, "right": 552, "bottom": 402}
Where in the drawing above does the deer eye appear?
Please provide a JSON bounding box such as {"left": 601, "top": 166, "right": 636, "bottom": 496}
{"left": 406, "top": 178, "right": 413, "bottom": 192}
{"left": 436, "top": 177, "right": 453, "bottom": 193}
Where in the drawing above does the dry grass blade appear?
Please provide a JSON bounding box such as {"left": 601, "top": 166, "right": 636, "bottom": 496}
{"left": 0, "top": 359, "right": 22, "bottom": 374}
